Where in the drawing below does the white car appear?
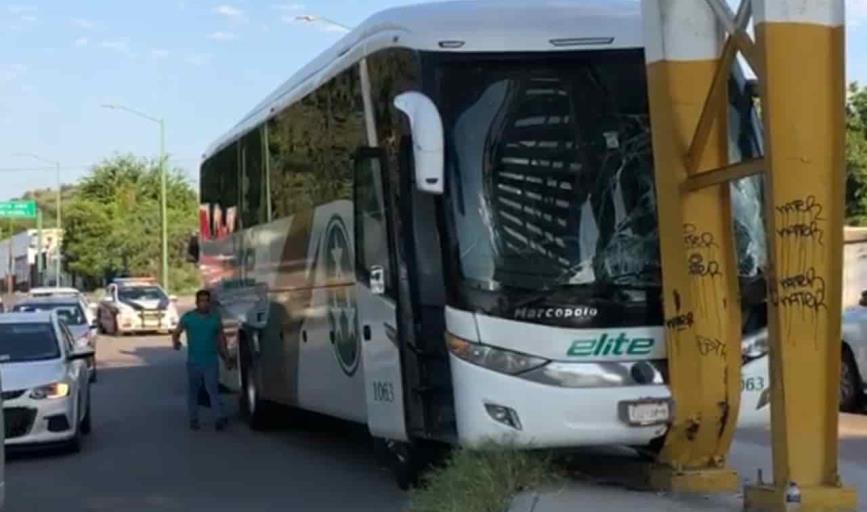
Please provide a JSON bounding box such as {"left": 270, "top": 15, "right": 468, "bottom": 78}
{"left": 13, "top": 297, "right": 99, "bottom": 383}
{"left": 0, "top": 312, "right": 93, "bottom": 451}
{"left": 97, "top": 278, "right": 179, "bottom": 335}
{"left": 732, "top": 299, "right": 867, "bottom": 414}
{"left": 841, "top": 293, "right": 867, "bottom": 412}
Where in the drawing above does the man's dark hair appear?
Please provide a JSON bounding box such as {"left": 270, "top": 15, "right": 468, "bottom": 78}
{"left": 195, "top": 289, "right": 211, "bottom": 301}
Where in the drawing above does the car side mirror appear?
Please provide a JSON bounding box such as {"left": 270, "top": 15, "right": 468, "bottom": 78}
{"left": 369, "top": 265, "right": 386, "bottom": 296}
{"left": 69, "top": 348, "right": 95, "bottom": 361}
{"left": 393, "top": 91, "right": 444, "bottom": 195}
{"left": 860, "top": 291, "right": 867, "bottom": 308}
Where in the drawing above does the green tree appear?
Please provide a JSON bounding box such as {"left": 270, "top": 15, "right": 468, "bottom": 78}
{"left": 62, "top": 154, "right": 199, "bottom": 291}
{"left": 846, "top": 83, "right": 867, "bottom": 225}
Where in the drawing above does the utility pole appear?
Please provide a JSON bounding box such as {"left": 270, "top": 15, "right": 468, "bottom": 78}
{"left": 36, "top": 209, "right": 43, "bottom": 287}
{"left": 7, "top": 218, "right": 12, "bottom": 295}
{"left": 101, "top": 104, "right": 170, "bottom": 292}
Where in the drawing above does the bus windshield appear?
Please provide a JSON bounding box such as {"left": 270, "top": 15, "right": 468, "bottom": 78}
{"left": 435, "top": 50, "right": 659, "bottom": 294}
{"left": 430, "top": 50, "right": 766, "bottom": 324}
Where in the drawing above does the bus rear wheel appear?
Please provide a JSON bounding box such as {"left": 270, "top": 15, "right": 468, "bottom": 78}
{"left": 240, "top": 340, "right": 272, "bottom": 430}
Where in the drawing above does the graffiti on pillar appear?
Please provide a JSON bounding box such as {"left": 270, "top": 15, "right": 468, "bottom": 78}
{"left": 774, "top": 196, "right": 825, "bottom": 245}
{"left": 688, "top": 253, "right": 722, "bottom": 278}
{"left": 665, "top": 311, "right": 694, "bottom": 331}
{"left": 773, "top": 195, "right": 829, "bottom": 338}
{"left": 683, "top": 223, "right": 724, "bottom": 330}
{"left": 683, "top": 224, "right": 719, "bottom": 250}
{"left": 776, "top": 267, "right": 827, "bottom": 312}
{"left": 696, "top": 335, "right": 727, "bottom": 358}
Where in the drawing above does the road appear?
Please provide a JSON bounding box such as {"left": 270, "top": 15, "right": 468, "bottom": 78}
{"left": 4, "top": 333, "right": 407, "bottom": 512}
{"left": 5, "top": 331, "right": 867, "bottom": 512}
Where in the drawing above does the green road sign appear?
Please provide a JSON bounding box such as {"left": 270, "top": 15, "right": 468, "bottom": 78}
{"left": 0, "top": 201, "right": 37, "bottom": 219}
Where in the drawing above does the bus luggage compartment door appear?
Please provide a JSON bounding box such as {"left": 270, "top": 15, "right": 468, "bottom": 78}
{"left": 356, "top": 283, "right": 408, "bottom": 442}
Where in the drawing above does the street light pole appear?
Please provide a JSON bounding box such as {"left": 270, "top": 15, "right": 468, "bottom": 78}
{"left": 101, "top": 104, "right": 170, "bottom": 292}
{"left": 13, "top": 153, "right": 63, "bottom": 287}
{"left": 54, "top": 160, "right": 61, "bottom": 287}
{"left": 159, "top": 118, "right": 168, "bottom": 295}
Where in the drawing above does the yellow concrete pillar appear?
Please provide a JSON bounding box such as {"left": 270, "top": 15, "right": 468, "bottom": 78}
{"left": 744, "top": 0, "right": 856, "bottom": 510}
{"left": 641, "top": 0, "right": 743, "bottom": 492}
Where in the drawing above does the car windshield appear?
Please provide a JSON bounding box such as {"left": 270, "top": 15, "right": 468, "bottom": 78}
{"left": 119, "top": 286, "right": 167, "bottom": 302}
{"left": 0, "top": 323, "right": 61, "bottom": 363}
{"left": 13, "top": 303, "right": 87, "bottom": 326}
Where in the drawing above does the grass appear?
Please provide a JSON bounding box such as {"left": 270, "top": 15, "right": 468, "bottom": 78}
{"left": 409, "top": 444, "right": 562, "bottom": 512}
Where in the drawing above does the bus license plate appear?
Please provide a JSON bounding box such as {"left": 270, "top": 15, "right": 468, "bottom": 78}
{"left": 620, "top": 400, "right": 670, "bottom": 426}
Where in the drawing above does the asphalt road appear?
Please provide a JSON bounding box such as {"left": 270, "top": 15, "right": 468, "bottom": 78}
{"left": 4, "top": 333, "right": 407, "bottom": 512}
{"left": 5, "top": 331, "right": 867, "bottom": 512}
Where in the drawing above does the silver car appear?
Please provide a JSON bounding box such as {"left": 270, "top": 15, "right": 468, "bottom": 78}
{"left": 0, "top": 312, "right": 93, "bottom": 450}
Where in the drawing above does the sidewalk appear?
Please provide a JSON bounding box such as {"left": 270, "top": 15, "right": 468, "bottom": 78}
{"left": 509, "top": 430, "right": 867, "bottom": 512}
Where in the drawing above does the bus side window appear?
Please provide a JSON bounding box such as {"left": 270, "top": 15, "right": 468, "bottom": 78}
{"left": 240, "top": 126, "right": 267, "bottom": 229}
{"left": 354, "top": 149, "right": 393, "bottom": 297}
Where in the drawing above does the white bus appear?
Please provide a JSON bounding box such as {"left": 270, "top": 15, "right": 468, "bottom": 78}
{"left": 193, "top": 0, "right": 770, "bottom": 487}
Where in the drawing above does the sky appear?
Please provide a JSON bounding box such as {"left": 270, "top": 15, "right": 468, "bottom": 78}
{"left": 0, "top": 0, "right": 866, "bottom": 200}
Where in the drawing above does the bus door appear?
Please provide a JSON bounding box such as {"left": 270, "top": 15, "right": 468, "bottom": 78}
{"left": 353, "top": 149, "right": 409, "bottom": 442}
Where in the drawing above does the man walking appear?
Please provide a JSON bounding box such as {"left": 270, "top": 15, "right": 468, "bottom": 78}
{"left": 172, "top": 289, "right": 233, "bottom": 431}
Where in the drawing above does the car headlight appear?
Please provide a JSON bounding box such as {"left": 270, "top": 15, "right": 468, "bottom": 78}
{"left": 447, "top": 334, "right": 548, "bottom": 375}
{"left": 742, "top": 333, "right": 768, "bottom": 363}
{"left": 30, "top": 382, "right": 71, "bottom": 400}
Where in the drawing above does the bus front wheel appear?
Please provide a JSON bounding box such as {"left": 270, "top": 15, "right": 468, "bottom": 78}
{"left": 239, "top": 338, "right": 272, "bottom": 430}
{"left": 374, "top": 438, "right": 435, "bottom": 490}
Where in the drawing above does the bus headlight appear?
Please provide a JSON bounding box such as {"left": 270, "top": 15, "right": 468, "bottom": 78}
{"left": 742, "top": 333, "right": 768, "bottom": 363}
{"left": 447, "top": 334, "right": 548, "bottom": 375}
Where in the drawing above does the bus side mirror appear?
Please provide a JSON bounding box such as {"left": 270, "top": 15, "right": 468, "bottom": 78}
{"left": 186, "top": 234, "right": 200, "bottom": 263}
{"left": 393, "top": 91, "right": 444, "bottom": 195}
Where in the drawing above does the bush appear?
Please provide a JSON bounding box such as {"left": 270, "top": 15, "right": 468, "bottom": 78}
{"left": 409, "top": 445, "right": 561, "bottom": 512}
{"left": 169, "top": 264, "right": 202, "bottom": 295}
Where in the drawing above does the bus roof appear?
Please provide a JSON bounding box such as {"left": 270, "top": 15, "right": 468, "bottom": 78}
{"left": 204, "top": 0, "right": 643, "bottom": 159}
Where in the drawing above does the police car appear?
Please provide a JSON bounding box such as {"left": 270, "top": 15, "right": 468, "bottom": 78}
{"left": 96, "top": 278, "right": 179, "bottom": 335}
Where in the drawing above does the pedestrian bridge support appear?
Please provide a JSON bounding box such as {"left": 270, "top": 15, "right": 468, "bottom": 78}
{"left": 642, "top": 1, "right": 856, "bottom": 510}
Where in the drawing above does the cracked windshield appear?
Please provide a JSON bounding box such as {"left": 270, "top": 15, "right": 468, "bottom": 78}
{"left": 0, "top": 1, "right": 865, "bottom": 511}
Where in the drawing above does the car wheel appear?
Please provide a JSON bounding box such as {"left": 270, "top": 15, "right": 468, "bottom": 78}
{"left": 240, "top": 341, "right": 272, "bottom": 431}
{"left": 840, "top": 346, "right": 861, "bottom": 413}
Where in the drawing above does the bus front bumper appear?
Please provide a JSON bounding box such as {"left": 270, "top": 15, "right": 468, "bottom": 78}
{"left": 450, "top": 354, "right": 670, "bottom": 448}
